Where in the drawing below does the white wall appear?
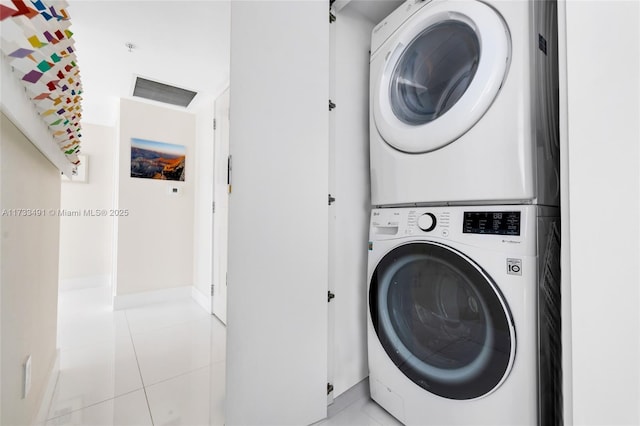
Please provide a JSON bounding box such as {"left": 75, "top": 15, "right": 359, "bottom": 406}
{"left": 225, "top": 1, "right": 329, "bottom": 425}
{"left": 114, "top": 99, "right": 195, "bottom": 297}
{"left": 59, "top": 123, "right": 115, "bottom": 287}
{"left": 561, "top": 1, "right": 640, "bottom": 424}
{"left": 329, "top": 4, "right": 375, "bottom": 398}
{"left": 328, "top": 0, "right": 405, "bottom": 399}
{"left": 193, "top": 101, "right": 215, "bottom": 307}
{"left": 1, "top": 113, "right": 60, "bottom": 425}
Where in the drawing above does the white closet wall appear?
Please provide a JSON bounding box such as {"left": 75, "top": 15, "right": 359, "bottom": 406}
{"left": 328, "top": 0, "right": 403, "bottom": 399}
{"left": 329, "top": 4, "right": 376, "bottom": 399}
{"left": 225, "top": 2, "right": 329, "bottom": 425}
{"left": 560, "top": 1, "right": 640, "bottom": 424}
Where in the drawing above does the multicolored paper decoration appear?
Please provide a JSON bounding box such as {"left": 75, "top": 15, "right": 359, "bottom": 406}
{"left": 1, "top": 0, "right": 83, "bottom": 167}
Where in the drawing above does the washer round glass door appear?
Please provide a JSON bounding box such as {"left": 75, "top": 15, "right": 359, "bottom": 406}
{"left": 372, "top": 0, "right": 510, "bottom": 153}
{"left": 369, "top": 242, "right": 515, "bottom": 400}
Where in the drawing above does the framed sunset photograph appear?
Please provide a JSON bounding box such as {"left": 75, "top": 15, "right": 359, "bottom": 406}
{"left": 130, "top": 138, "right": 186, "bottom": 181}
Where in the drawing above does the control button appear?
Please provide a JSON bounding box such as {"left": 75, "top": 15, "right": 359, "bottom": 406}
{"left": 417, "top": 213, "right": 437, "bottom": 232}
{"left": 441, "top": 229, "right": 449, "bottom": 237}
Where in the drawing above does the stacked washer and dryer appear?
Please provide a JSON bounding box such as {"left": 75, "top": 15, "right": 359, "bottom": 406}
{"left": 366, "top": 1, "right": 562, "bottom": 425}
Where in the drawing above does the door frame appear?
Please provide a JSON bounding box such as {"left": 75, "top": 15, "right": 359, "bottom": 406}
{"left": 211, "top": 86, "right": 230, "bottom": 324}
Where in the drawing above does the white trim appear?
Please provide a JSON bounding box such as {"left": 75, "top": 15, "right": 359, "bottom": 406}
{"left": 191, "top": 286, "right": 211, "bottom": 314}
{"left": 58, "top": 274, "right": 111, "bottom": 292}
{"left": 33, "top": 349, "right": 60, "bottom": 426}
{"left": 0, "top": 54, "right": 74, "bottom": 177}
{"left": 113, "top": 286, "right": 191, "bottom": 310}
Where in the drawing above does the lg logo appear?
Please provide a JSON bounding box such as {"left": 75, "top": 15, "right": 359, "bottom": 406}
{"left": 507, "top": 258, "right": 522, "bottom": 276}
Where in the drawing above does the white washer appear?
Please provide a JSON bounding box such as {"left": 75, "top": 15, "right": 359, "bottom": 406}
{"left": 367, "top": 205, "right": 562, "bottom": 425}
{"left": 369, "top": 0, "right": 559, "bottom": 207}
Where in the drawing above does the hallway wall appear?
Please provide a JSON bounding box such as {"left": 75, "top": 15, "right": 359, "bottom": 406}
{"left": 114, "top": 99, "right": 195, "bottom": 298}
{"left": 59, "top": 123, "right": 116, "bottom": 287}
{"left": 1, "top": 113, "right": 61, "bottom": 425}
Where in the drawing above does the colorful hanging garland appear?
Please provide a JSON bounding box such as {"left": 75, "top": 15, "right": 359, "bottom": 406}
{"left": 1, "top": 0, "right": 82, "bottom": 167}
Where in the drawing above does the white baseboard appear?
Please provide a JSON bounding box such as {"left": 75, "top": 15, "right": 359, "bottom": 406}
{"left": 191, "top": 286, "right": 211, "bottom": 314}
{"left": 59, "top": 274, "right": 110, "bottom": 292}
{"left": 33, "top": 349, "right": 60, "bottom": 425}
{"left": 113, "top": 286, "right": 191, "bottom": 310}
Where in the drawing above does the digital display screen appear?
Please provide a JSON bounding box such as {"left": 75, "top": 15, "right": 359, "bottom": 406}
{"left": 463, "top": 211, "right": 521, "bottom": 236}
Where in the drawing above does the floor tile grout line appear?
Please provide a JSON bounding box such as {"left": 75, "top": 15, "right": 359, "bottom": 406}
{"left": 55, "top": 292, "right": 227, "bottom": 425}
{"left": 125, "top": 309, "right": 156, "bottom": 426}
{"left": 143, "top": 363, "right": 212, "bottom": 389}
{"left": 128, "top": 315, "right": 214, "bottom": 338}
{"left": 45, "top": 388, "right": 143, "bottom": 423}
{"left": 42, "top": 366, "right": 62, "bottom": 422}
{"left": 50, "top": 288, "right": 141, "bottom": 422}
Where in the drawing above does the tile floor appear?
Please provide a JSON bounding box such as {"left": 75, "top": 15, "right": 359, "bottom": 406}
{"left": 44, "top": 285, "right": 401, "bottom": 426}
{"left": 43, "top": 285, "right": 221, "bottom": 426}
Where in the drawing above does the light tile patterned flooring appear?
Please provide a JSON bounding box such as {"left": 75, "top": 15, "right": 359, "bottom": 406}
{"left": 43, "top": 286, "right": 222, "bottom": 426}
{"left": 43, "top": 285, "right": 400, "bottom": 426}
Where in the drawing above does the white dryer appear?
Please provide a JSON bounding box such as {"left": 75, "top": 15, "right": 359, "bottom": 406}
{"left": 367, "top": 205, "right": 562, "bottom": 425}
{"left": 369, "top": 0, "right": 560, "bottom": 207}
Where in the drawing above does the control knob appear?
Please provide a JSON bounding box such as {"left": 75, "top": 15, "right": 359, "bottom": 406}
{"left": 417, "top": 213, "right": 437, "bottom": 232}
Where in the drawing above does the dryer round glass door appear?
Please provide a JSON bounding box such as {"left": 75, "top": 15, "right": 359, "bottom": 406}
{"left": 372, "top": 0, "right": 510, "bottom": 153}
{"left": 369, "top": 242, "right": 515, "bottom": 400}
{"left": 389, "top": 20, "right": 480, "bottom": 126}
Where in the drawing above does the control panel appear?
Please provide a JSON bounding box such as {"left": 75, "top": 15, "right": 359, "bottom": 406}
{"left": 463, "top": 211, "right": 521, "bottom": 236}
{"left": 371, "top": 207, "right": 527, "bottom": 240}
{"left": 371, "top": 208, "right": 451, "bottom": 239}
{"left": 369, "top": 206, "right": 536, "bottom": 256}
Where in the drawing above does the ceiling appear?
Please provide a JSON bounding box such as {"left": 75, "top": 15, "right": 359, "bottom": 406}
{"left": 67, "top": 1, "right": 231, "bottom": 127}
{"left": 67, "top": 0, "right": 402, "bottom": 128}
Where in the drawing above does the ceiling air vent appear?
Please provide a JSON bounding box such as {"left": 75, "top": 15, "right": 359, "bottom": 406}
{"left": 132, "top": 77, "right": 197, "bottom": 107}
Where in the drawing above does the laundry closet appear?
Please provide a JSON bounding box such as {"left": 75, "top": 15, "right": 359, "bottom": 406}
{"left": 224, "top": 1, "right": 640, "bottom": 425}
{"left": 225, "top": 1, "right": 404, "bottom": 424}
